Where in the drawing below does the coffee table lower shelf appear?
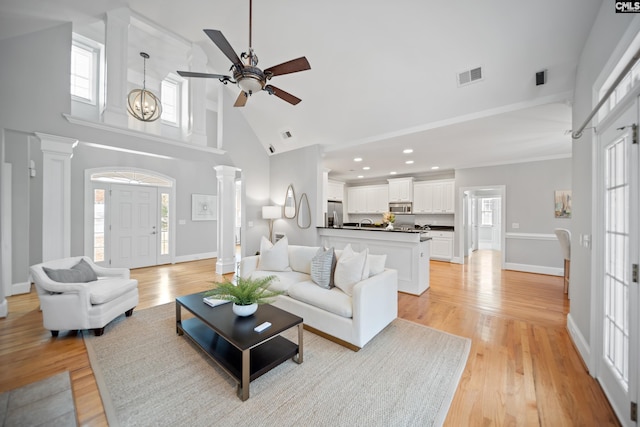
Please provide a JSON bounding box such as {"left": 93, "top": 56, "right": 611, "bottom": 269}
{"left": 179, "top": 317, "right": 299, "bottom": 385}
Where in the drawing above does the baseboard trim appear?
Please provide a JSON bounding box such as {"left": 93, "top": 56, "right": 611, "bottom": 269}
{"left": 0, "top": 299, "right": 7, "bottom": 318}
{"left": 567, "top": 313, "right": 593, "bottom": 375}
{"left": 11, "top": 281, "right": 30, "bottom": 295}
{"left": 173, "top": 252, "right": 217, "bottom": 264}
{"left": 504, "top": 262, "right": 562, "bottom": 276}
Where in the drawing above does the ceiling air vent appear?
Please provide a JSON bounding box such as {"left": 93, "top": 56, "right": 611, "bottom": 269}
{"left": 457, "top": 66, "right": 483, "bottom": 87}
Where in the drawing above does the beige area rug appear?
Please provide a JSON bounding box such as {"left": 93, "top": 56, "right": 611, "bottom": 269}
{"left": 84, "top": 303, "right": 470, "bottom": 427}
{"left": 0, "top": 371, "right": 77, "bottom": 427}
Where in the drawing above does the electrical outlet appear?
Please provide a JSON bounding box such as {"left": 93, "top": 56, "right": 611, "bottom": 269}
{"left": 248, "top": 221, "right": 254, "bottom": 227}
{"left": 512, "top": 223, "right": 519, "bottom": 229}
{"left": 178, "top": 219, "right": 186, "bottom": 225}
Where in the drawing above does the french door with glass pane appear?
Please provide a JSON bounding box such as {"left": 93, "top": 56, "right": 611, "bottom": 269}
{"left": 597, "top": 103, "right": 639, "bottom": 426}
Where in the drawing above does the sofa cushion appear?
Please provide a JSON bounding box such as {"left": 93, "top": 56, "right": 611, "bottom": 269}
{"left": 257, "top": 236, "right": 291, "bottom": 272}
{"left": 334, "top": 245, "right": 369, "bottom": 296}
{"left": 288, "top": 245, "right": 322, "bottom": 274}
{"left": 43, "top": 259, "right": 98, "bottom": 283}
{"left": 88, "top": 278, "right": 138, "bottom": 305}
{"left": 249, "top": 270, "right": 311, "bottom": 294}
{"left": 310, "top": 247, "right": 336, "bottom": 289}
{"left": 287, "top": 281, "right": 353, "bottom": 318}
{"left": 368, "top": 253, "right": 387, "bottom": 277}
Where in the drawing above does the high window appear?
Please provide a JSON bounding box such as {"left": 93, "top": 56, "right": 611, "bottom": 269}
{"left": 70, "top": 34, "right": 102, "bottom": 105}
{"left": 161, "top": 75, "right": 182, "bottom": 126}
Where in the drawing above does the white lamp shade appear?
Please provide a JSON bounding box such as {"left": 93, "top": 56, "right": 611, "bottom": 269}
{"left": 262, "top": 206, "right": 282, "bottom": 219}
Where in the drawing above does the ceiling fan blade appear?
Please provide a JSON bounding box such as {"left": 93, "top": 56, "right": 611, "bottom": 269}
{"left": 264, "top": 57, "right": 311, "bottom": 77}
{"left": 234, "top": 91, "right": 249, "bottom": 107}
{"left": 177, "top": 71, "right": 231, "bottom": 80}
{"left": 265, "top": 85, "right": 302, "bottom": 105}
{"left": 204, "top": 29, "right": 243, "bottom": 66}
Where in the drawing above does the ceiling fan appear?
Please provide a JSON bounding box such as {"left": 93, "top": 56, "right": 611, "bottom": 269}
{"left": 177, "top": 0, "right": 310, "bottom": 107}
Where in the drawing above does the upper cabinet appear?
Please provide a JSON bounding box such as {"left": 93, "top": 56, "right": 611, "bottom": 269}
{"left": 327, "top": 180, "right": 345, "bottom": 201}
{"left": 388, "top": 177, "right": 414, "bottom": 203}
{"left": 347, "top": 185, "right": 388, "bottom": 213}
{"left": 413, "top": 179, "right": 455, "bottom": 214}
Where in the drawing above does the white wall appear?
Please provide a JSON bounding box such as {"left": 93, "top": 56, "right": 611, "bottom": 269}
{"left": 269, "top": 145, "right": 322, "bottom": 247}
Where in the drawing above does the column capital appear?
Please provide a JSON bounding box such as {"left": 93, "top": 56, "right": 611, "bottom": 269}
{"left": 36, "top": 133, "right": 78, "bottom": 156}
{"left": 214, "top": 165, "right": 239, "bottom": 178}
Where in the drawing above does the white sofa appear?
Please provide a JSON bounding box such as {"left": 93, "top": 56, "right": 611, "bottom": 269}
{"left": 240, "top": 242, "right": 398, "bottom": 350}
{"left": 29, "top": 256, "right": 139, "bottom": 336}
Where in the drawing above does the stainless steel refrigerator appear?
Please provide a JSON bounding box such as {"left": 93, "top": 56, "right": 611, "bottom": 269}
{"left": 327, "top": 200, "right": 343, "bottom": 227}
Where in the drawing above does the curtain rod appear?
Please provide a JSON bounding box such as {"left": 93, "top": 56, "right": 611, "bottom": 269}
{"left": 572, "top": 45, "right": 640, "bottom": 139}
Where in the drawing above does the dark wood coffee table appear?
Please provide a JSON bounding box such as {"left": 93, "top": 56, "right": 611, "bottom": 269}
{"left": 175, "top": 292, "right": 303, "bottom": 401}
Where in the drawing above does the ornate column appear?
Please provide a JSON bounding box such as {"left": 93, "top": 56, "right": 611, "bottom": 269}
{"left": 37, "top": 133, "right": 78, "bottom": 261}
{"left": 103, "top": 8, "right": 130, "bottom": 127}
{"left": 214, "top": 165, "right": 238, "bottom": 274}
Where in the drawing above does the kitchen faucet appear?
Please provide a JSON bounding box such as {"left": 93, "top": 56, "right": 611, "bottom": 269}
{"left": 359, "top": 218, "right": 373, "bottom": 228}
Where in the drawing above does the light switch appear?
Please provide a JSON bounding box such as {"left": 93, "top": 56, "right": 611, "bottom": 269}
{"left": 512, "top": 223, "right": 519, "bottom": 229}
{"left": 248, "top": 221, "right": 254, "bottom": 227}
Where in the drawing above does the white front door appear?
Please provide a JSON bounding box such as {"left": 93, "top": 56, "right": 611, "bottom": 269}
{"left": 110, "top": 184, "right": 158, "bottom": 268}
{"left": 597, "top": 104, "right": 639, "bottom": 426}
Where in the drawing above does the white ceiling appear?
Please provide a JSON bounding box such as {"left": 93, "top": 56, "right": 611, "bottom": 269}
{"left": 0, "top": 0, "right": 603, "bottom": 183}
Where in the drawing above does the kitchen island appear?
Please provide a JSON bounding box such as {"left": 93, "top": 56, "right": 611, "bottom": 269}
{"left": 317, "top": 226, "right": 431, "bottom": 295}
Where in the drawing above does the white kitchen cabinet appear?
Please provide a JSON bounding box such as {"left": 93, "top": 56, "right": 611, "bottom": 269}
{"left": 413, "top": 179, "right": 455, "bottom": 214}
{"left": 367, "top": 185, "right": 388, "bottom": 213}
{"left": 327, "top": 180, "right": 345, "bottom": 201}
{"left": 347, "top": 186, "right": 367, "bottom": 213}
{"left": 347, "top": 185, "right": 388, "bottom": 213}
{"left": 388, "top": 177, "right": 414, "bottom": 202}
{"left": 424, "top": 230, "right": 454, "bottom": 261}
{"left": 413, "top": 182, "right": 433, "bottom": 213}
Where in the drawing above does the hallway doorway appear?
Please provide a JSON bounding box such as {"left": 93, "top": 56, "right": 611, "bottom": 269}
{"left": 460, "top": 186, "right": 505, "bottom": 268}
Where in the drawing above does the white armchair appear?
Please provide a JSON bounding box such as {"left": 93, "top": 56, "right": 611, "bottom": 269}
{"left": 29, "top": 256, "right": 139, "bottom": 336}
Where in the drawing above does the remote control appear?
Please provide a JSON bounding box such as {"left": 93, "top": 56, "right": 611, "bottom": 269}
{"left": 254, "top": 322, "right": 271, "bottom": 332}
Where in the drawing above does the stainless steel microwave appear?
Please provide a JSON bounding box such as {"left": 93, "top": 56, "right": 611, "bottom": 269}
{"left": 389, "top": 202, "right": 412, "bottom": 214}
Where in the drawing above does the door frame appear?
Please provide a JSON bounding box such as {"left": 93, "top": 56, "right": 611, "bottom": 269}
{"left": 591, "top": 99, "right": 639, "bottom": 425}
{"left": 458, "top": 185, "right": 506, "bottom": 267}
{"left": 83, "top": 167, "right": 176, "bottom": 267}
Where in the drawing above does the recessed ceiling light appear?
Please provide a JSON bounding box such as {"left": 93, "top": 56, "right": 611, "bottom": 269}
{"left": 363, "top": 166, "right": 370, "bottom": 170}
{"left": 405, "top": 160, "right": 414, "bottom": 164}
{"left": 390, "top": 171, "right": 397, "bottom": 175}
{"left": 403, "top": 149, "right": 413, "bottom": 154}
{"left": 431, "top": 166, "right": 440, "bottom": 170}
{"left": 354, "top": 157, "right": 363, "bottom": 162}
{"left": 357, "top": 175, "right": 364, "bottom": 178}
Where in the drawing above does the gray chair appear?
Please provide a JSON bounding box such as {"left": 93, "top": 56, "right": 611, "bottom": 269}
{"left": 554, "top": 229, "right": 571, "bottom": 294}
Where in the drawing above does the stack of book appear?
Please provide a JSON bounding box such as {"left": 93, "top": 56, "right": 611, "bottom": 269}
{"left": 203, "top": 296, "right": 231, "bottom": 308}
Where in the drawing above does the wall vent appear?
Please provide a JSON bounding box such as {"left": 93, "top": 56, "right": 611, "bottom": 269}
{"left": 457, "top": 66, "right": 483, "bottom": 87}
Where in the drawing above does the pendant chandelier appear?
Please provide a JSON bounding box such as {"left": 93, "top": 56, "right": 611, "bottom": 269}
{"left": 127, "top": 52, "right": 162, "bottom": 122}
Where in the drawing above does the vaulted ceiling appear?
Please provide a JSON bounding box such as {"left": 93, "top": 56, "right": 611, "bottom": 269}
{"left": 0, "top": 0, "right": 603, "bottom": 182}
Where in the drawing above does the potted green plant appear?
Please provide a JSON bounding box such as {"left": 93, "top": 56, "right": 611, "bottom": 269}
{"left": 204, "top": 275, "right": 284, "bottom": 316}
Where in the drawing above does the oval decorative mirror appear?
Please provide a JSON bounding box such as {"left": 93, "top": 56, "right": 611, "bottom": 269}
{"left": 284, "top": 184, "right": 296, "bottom": 219}
{"left": 297, "top": 193, "right": 311, "bottom": 229}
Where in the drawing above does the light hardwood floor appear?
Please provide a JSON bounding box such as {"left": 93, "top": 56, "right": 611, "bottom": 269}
{"left": 0, "top": 250, "right": 619, "bottom": 426}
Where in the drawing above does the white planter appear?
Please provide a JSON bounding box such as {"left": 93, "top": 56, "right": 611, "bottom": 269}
{"left": 232, "top": 303, "right": 258, "bottom": 317}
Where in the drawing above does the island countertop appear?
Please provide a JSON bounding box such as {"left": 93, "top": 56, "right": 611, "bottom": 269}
{"left": 316, "top": 226, "right": 431, "bottom": 241}
{"left": 317, "top": 227, "right": 431, "bottom": 295}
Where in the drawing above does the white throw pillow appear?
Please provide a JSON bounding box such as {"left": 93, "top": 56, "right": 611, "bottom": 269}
{"left": 257, "top": 236, "right": 291, "bottom": 272}
{"left": 334, "top": 247, "right": 369, "bottom": 296}
{"left": 368, "top": 253, "right": 387, "bottom": 277}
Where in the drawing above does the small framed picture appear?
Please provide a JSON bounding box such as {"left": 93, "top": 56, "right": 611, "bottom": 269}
{"left": 554, "top": 190, "right": 571, "bottom": 218}
{"left": 192, "top": 194, "right": 217, "bottom": 221}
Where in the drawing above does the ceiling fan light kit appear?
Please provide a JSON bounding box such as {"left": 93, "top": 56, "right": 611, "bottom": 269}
{"left": 127, "top": 52, "right": 162, "bottom": 122}
{"left": 177, "top": 0, "right": 310, "bottom": 108}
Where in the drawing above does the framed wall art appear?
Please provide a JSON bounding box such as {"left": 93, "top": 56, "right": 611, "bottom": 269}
{"left": 554, "top": 190, "right": 571, "bottom": 218}
{"left": 192, "top": 194, "right": 217, "bottom": 221}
